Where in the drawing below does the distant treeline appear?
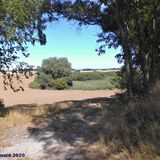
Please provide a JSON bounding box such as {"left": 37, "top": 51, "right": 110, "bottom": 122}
{"left": 72, "top": 68, "right": 119, "bottom": 72}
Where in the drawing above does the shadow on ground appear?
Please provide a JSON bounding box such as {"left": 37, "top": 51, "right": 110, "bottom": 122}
{"left": 2, "top": 92, "right": 160, "bottom": 159}
{"left": 27, "top": 96, "right": 118, "bottom": 159}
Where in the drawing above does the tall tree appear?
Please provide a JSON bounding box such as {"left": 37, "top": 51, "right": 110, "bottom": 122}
{"left": 0, "top": 0, "right": 58, "bottom": 91}
{"left": 60, "top": 0, "right": 135, "bottom": 98}
{"left": 57, "top": 0, "right": 160, "bottom": 97}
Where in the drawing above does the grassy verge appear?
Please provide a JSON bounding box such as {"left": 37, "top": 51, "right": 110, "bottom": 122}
{"left": 0, "top": 107, "right": 47, "bottom": 131}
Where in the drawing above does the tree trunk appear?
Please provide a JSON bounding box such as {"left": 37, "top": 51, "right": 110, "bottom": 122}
{"left": 142, "top": 53, "right": 150, "bottom": 96}
{"left": 122, "top": 38, "right": 133, "bottom": 99}
{"left": 120, "top": 28, "right": 133, "bottom": 99}
{"left": 136, "top": 19, "right": 150, "bottom": 96}
{"left": 114, "top": 2, "right": 133, "bottom": 99}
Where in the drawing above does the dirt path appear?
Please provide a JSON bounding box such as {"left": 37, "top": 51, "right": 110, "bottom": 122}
{"left": 0, "top": 75, "right": 119, "bottom": 107}
{"left": 0, "top": 126, "right": 77, "bottom": 160}
{"left": 0, "top": 98, "right": 115, "bottom": 160}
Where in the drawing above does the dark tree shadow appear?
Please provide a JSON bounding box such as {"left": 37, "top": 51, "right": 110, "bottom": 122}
{"left": 27, "top": 96, "right": 118, "bottom": 159}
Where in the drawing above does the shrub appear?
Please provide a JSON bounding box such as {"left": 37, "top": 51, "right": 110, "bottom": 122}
{"left": 0, "top": 99, "right": 8, "bottom": 117}
{"left": 0, "top": 99, "right": 4, "bottom": 108}
{"left": 54, "top": 79, "right": 68, "bottom": 90}
{"left": 112, "top": 67, "right": 143, "bottom": 96}
{"left": 33, "top": 57, "right": 72, "bottom": 89}
{"left": 36, "top": 72, "right": 54, "bottom": 89}
{"left": 29, "top": 80, "right": 40, "bottom": 89}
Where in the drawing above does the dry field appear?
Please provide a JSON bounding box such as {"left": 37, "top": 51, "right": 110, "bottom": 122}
{"left": 0, "top": 74, "right": 119, "bottom": 107}
{"left": 0, "top": 73, "right": 120, "bottom": 160}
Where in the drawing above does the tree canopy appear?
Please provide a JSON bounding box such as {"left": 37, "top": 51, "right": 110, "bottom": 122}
{"left": 57, "top": 0, "right": 160, "bottom": 98}
{"left": 36, "top": 57, "right": 72, "bottom": 89}
{"left": 0, "top": 0, "right": 58, "bottom": 91}
{"left": 0, "top": 0, "right": 160, "bottom": 97}
{"left": 38, "top": 57, "right": 72, "bottom": 79}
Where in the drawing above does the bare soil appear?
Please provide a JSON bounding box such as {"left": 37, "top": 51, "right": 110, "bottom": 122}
{"left": 0, "top": 75, "right": 119, "bottom": 107}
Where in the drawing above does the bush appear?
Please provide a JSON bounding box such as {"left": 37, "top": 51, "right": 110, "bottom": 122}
{"left": 36, "top": 72, "right": 54, "bottom": 89}
{"left": 0, "top": 99, "right": 4, "bottom": 108}
{"left": 33, "top": 57, "right": 72, "bottom": 90}
{"left": 29, "top": 80, "right": 40, "bottom": 89}
{"left": 0, "top": 99, "right": 8, "bottom": 117}
{"left": 54, "top": 79, "right": 68, "bottom": 90}
{"left": 112, "top": 67, "right": 143, "bottom": 96}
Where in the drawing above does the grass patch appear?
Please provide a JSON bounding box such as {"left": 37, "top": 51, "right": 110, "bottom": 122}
{"left": 98, "top": 95, "right": 160, "bottom": 159}
{"left": 71, "top": 79, "right": 115, "bottom": 90}
{"left": 29, "top": 80, "right": 40, "bottom": 89}
{"left": 0, "top": 106, "right": 47, "bottom": 131}
{"left": 70, "top": 71, "right": 117, "bottom": 81}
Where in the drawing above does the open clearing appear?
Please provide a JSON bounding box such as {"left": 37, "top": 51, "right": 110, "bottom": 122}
{"left": 0, "top": 75, "right": 119, "bottom": 160}
{"left": 0, "top": 75, "right": 119, "bottom": 107}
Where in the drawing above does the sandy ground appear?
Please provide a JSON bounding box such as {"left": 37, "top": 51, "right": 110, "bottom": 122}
{"left": 0, "top": 74, "right": 119, "bottom": 107}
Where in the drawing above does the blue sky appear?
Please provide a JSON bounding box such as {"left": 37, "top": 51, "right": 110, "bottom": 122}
{"left": 22, "top": 19, "right": 121, "bottom": 69}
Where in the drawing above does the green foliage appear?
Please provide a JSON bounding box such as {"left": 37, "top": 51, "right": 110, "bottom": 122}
{"left": 72, "top": 79, "right": 115, "bottom": 90}
{"left": 29, "top": 80, "right": 41, "bottom": 89}
{"left": 60, "top": 0, "right": 160, "bottom": 97}
{"left": 70, "top": 71, "right": 117, "bottom": 81}
{"left": 30, "top": 71, "right": 117, "bottom": 90}
{"left": 113, "top": 67, "right": 144, "bottom": 96}
{"left": 0, "top": 99, "right": 5, "bottom": 108}
{"left": 54, "top": 79, "right": 68, "bottom": 90}
{"left": 0, "top": 99, "right": 8, "bottom": 117}
{"left": 32, "top": 57, "right": 71, "bottom": 90}
{"left": 71, "top": 72, "right": 103, "bottom": 81}
{"left": 70, "top": 72, "right": 117, "bottom": 90}
{"left": 0, "top": 0, "right": 57, "bottom": 91}
{"left": 38, "top": 57, "right": 72, "bottom": 79}
{"left": 36, "top": 72, "right": 54, "bottom": 89}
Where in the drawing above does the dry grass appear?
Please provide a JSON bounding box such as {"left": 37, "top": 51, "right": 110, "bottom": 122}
{"left": 0, "top": 106, "right": 47, "bottom": 132}
{"left": 0, "top": 102, "right": 78, "bottom": 133}
{"left": 0, "top": 137, "right": 12, "bottom": 149}
{"left": 97, "top": 93, "right": 160, "bottom": 160}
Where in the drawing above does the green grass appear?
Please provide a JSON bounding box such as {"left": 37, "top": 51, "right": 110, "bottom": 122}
{"left": 71, "top": 79, "right": 115, "bottom": 90}
{"left": 29, "top": 71, "right": 117, "bottom": 90}
{"left": 29, "top": 80, "right": 40, "bottom": 89}
{"left": 70, "top": 71, "right": 117, "bottom": 81}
